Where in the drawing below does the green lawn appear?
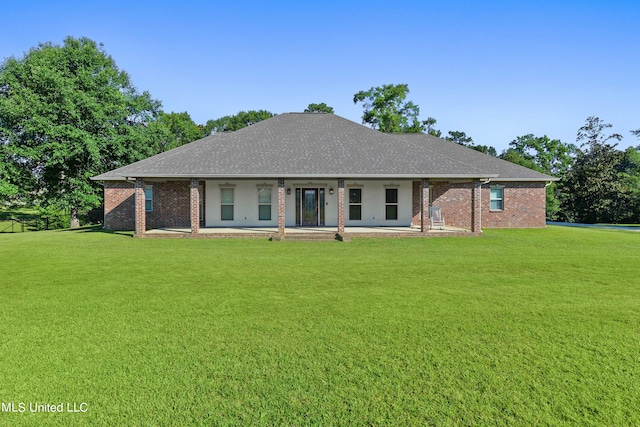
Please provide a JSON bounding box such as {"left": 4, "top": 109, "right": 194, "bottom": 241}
{"left": 0, "top": 208, "right": 42, "bottom": 233}
{"left": 0, "top": 227, "right": 638, "bottom": 426}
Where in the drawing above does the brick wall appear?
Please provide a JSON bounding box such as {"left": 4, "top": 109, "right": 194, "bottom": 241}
{"left": 481, "top": 182, "right": 546, "bottom": 228}
{"left": 419, "top": 181, "right": 547, "bottom": 229}
{"left": 104, "top": 181, "right": 135, "bottom": 231}
{"left": 104, "top": 180, "right": 191, "bottom": 231}
{"left": 147, "top": 181, "right": 190, "bottom": 229}
{"left": 105, "top": 179, "right": 546, "bottom": 232}
{"left": 432, "top": 182, "right": 474, "bottom": 229}
{"left": 411, "top": 181, "right": 421, "bottom": 227}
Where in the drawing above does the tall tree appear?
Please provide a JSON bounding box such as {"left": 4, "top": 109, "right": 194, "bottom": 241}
{"left": 353, "top": 83, "right": 425, "bottom": 133}
{"left": 505, "top": 134, "right": 577, "bottom": 176}
{"left": 561, "top": 117, "right": 625, "bottom": 223}
{"left": 203, "top": 110, "right": 273, "bottom": 135}
{"left": 0, "top": 37, "right": 164, "bottom": 227}
{"left": 500, "top": 134, "right": 577, "bottom": 220}
{"left": 0, "top": 146, "right": 22, "bottom": 203}
{"left": 445, "top": 129, "right": 497, "bottom": 157}
{"left": 468, "top": 145, "right": 497, "bottom": 157}
{"left": 619, "top": 146, "right": 640, "bottom": 222}
{"left": 304, "top": 103, "right": 334, "bottom": 113}
{"left": 423, "top": 117, "right": 441, "bottom": 137}
{"left": 156, "top": 111, "right": 203, "bottom": 150}
{"left": 445, "top": 130, "right": 473, "bottom": 146}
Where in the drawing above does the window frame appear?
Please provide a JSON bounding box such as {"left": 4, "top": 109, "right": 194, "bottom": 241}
{"left": 220, "top": 187, "right": 234, "bottom": 221}
{"left": 258, "top": 187, "right": 272, "bottom": 221}
{"left": 348, "top": 188, "right": 362, "bottom": 221}
{"left": 489, "top": 186, "right": 504, "bottom": 211}
{"left": 385, "top": 188, "right": 398, "bottom": 220}
{"left": 144, "top": 186, "right": 153, "bottom": 212}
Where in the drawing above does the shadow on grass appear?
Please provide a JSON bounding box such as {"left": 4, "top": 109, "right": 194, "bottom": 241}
{"left": 55, "top": 225, "right": 134, "bottom": 237}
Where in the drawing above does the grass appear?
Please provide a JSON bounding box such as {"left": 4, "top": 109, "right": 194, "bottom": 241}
{"left": 0, "top": 208, "right": 39, "bottom": 233}
{"left": 0, "top": 227, "right": 639, "bottom": 426}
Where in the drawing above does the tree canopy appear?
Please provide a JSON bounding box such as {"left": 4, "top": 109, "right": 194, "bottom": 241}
{"left": 559, "top": 117, "right": 628, "bottom": 223}
{"left": 353, "top": 84, "right": 425, "bottom": 133}
{"left": 0, "top": 36, "right": 165, "bottom": 226}
{"left": 304, "top": 103, "right": 334, "bottom": 113}
{"left": 504, "top": 134, "right": 576, "bottom": 177}
{"left": 445, "top": 130, "right": 473, "bottom": 146}
{"left": 498, "top": 134, "right": 577, "bottom": 220}
{"left": 203, "top": 110, "right": 273, "bottom": 134}
{"left": 155, "top": 111, "right": 203, "bottom": 150}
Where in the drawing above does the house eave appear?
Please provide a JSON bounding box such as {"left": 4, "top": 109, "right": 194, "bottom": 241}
{"left": 490, "top": 176, "right": 559, "bottom": 182}
{"left": 93, "top": 173, "right": 503, "bottom": 181}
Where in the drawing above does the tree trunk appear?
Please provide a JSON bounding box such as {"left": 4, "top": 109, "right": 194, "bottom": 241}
{"left": 70, "top": 208, "right": 80, "bottom": 229}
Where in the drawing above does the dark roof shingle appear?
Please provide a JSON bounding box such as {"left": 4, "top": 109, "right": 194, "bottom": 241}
{"left": 93, "top": 113, "right": 556, "bottom": 181}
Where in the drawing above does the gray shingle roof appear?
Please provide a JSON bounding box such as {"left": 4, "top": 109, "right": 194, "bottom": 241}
{"left": 92, "top": 113, "right": 556, "bottom": 181}
{"left": 392, "top": 133, "right": 557, "bottom": 181}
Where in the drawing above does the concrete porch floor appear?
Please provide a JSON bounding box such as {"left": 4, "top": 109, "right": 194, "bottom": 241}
{"left": 143, "top": 225, "right": 473, "bottom": 238}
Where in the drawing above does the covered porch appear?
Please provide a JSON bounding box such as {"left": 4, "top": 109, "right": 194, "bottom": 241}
{"left": 143, "top": 225, "right": 474, "bottom": 240}
{"left": 132, "top": 177, "right": 484, "bottom": 239}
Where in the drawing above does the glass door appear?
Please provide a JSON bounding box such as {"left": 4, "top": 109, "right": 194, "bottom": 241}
{"left": 302, "top": 189, "right": 318, "bottom": 226}
{"left": 295, "top": 188, "right": 326, "bottom": 226}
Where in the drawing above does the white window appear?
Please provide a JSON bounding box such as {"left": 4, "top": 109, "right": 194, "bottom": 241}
{"left": 221, "top": 188, "right": 234, "bottom": 220}
{"left": 258, "top": 188, "right": 271, "bottom": 221}
{"left": 144, "top": 186, "right": 153, "bottom": 212}
{"left": 349, "top": 188, "right": 362, "bottom": 220}
{"left": 490, "top": 187, "right": 504, "bottom": 211}
{"left": 385, "top": 188, "right": 398, "bottom": 220}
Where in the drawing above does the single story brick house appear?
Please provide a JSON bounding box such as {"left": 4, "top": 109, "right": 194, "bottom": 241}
{"left": 92, "top": 113, "right": 556, "bottom": 238}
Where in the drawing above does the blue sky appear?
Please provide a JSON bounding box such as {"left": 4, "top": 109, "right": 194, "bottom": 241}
{"left": 2, "top": 0, "right": 639, "bottom": 151}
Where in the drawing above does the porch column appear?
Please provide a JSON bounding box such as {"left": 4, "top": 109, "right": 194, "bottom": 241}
{"left": 134, "top": 178, "right": 146, "bottom": 236}
{"left": 190, "top": 179, "right": 199, "bottom": 234}
{"left": 411, "top": 181, "right": 421, "bottom": 228}
{"left": 472, "top": 179, "right": 482, "bottom": 233}
{"left": 278, "top": 178, "right": 285, "bottom": 235}
{"left": 420, "top": 179, "right": 430, "bottom": 233}
{"left": 338, "top": 178, "right": 345, "bottom": 233}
